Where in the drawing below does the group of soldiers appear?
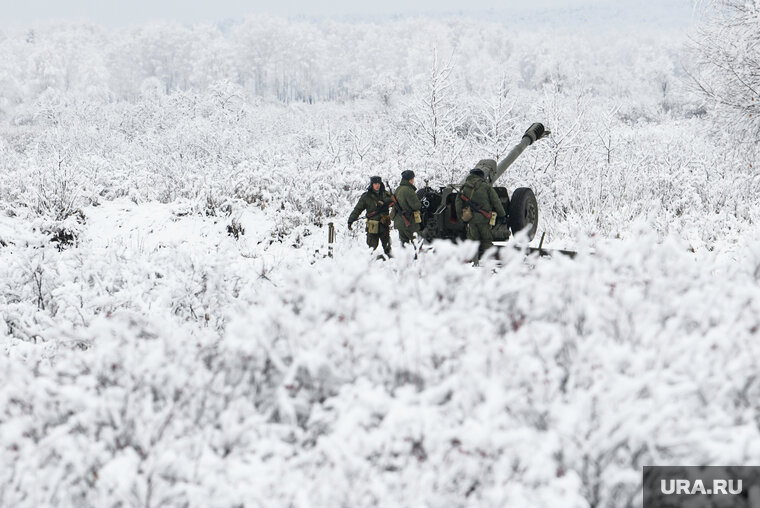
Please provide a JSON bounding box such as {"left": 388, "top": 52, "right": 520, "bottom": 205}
{"left": 347, "top": 169, "right": 420, "bottom": 257}
{"left": 348, "top": 160, "right": 506, "bottom": 260}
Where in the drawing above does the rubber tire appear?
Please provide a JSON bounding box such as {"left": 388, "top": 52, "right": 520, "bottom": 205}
{"left": 508, "top": 188, "right": 538, "bottom": 241}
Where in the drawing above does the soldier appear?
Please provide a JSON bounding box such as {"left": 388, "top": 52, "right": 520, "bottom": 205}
{"left": 348, "top": 176, "right": 393, "bottom": 256}
{"left": 455, "top": 159, "right": 507, "bottom": 260}
{"left": 393, "top": 170, "right": 422, "bottom": 246}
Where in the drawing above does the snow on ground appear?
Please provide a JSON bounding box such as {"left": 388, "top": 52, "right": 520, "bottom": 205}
{"left": 2, "top": 200, "right": 760, "bottom": 507}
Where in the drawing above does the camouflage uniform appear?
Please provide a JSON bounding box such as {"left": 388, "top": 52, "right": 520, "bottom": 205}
{"left": 393, "top": 174, "right": 422, "bottom": 246}
{"left": 348, "top": 180, "right": 393, "bottom": 256}
{"left": 455, "top": 160, "right": 507, "bottom": 259}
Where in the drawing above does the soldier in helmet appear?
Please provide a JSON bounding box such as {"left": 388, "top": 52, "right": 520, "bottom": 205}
{"left": 455, "top": 159, "right": 507, "bottom": 260}
{"left": 393, "top": 170, "right": 422, "bottom": 246}
{"left": 348, "top": 176, "right": 393, "bottom": 256}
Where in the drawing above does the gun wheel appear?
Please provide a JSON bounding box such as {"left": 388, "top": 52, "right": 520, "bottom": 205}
{"left": 508, "top": 188, "right": 538, "bottom": 241}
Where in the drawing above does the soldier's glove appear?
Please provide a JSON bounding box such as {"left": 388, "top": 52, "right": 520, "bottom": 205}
{"left": 380, "top": 215, "right": 391, "bottom": 226}
{"left": 347, "top": 221, "right": 353, "bottom": 230}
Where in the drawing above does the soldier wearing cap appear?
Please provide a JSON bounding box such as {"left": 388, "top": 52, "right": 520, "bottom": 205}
{"left": 348, "top": 176, "right": 393, "bottom": 256}
{"left": 455, "top": 160, "right": 507, "bottom": 260}
{"left": 393, "top": 170, "right": 422, "bottom": 246}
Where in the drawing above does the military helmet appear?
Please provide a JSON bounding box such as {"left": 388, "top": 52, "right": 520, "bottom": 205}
{"left": 474, "top": 159, "right": 497, "bottom": 173}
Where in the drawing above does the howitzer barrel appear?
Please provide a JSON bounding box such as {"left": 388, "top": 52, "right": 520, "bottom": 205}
{"left": 484, "top": 123, "right": 549, "bottom": 184}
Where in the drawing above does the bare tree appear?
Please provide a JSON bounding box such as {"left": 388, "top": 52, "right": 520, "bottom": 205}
{"left": 407, "top": 47, "right": 469, "bottom": 183}
{"left": 409, "top": 47, "right": 461, "bottom": 150}
{"left": 688, "top": 0, "right": 760, "bottom": 140}
{"left": 470, "top": 75, "right": 516, "bottom": 162}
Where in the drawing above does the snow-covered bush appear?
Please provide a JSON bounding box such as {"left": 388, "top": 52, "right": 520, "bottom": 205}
{"left": 3, "top": 215, "right": 760, "bottom": 506}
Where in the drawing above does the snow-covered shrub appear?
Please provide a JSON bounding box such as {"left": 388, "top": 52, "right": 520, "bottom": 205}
{"left": 4, "top": 224, "right": 760, "bottom": 506}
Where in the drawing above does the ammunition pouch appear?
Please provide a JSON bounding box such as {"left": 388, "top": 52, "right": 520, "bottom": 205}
{"left": 461, "top": 186, "right": 476, "bottom": 223}
{"left": 460, "top": 192, "right": 491, "bottom": 222}
{"left": 413, "top": 211, "right": 421, "bottom": 224}
{"left": 367, "top": 220, "right": 380, "bottom": 234}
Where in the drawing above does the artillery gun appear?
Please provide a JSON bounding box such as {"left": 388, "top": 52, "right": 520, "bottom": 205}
{"left": 416, "top": 123, "right": 549, "bottom": 244}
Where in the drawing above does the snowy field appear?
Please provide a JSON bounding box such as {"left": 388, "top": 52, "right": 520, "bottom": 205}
{"left": 2, "top": 7, "right": 760, "bottom": 507}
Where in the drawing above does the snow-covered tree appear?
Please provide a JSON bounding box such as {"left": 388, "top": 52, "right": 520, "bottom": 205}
{"left": 690, "top": 0, "right": 760, "bottom": 141}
